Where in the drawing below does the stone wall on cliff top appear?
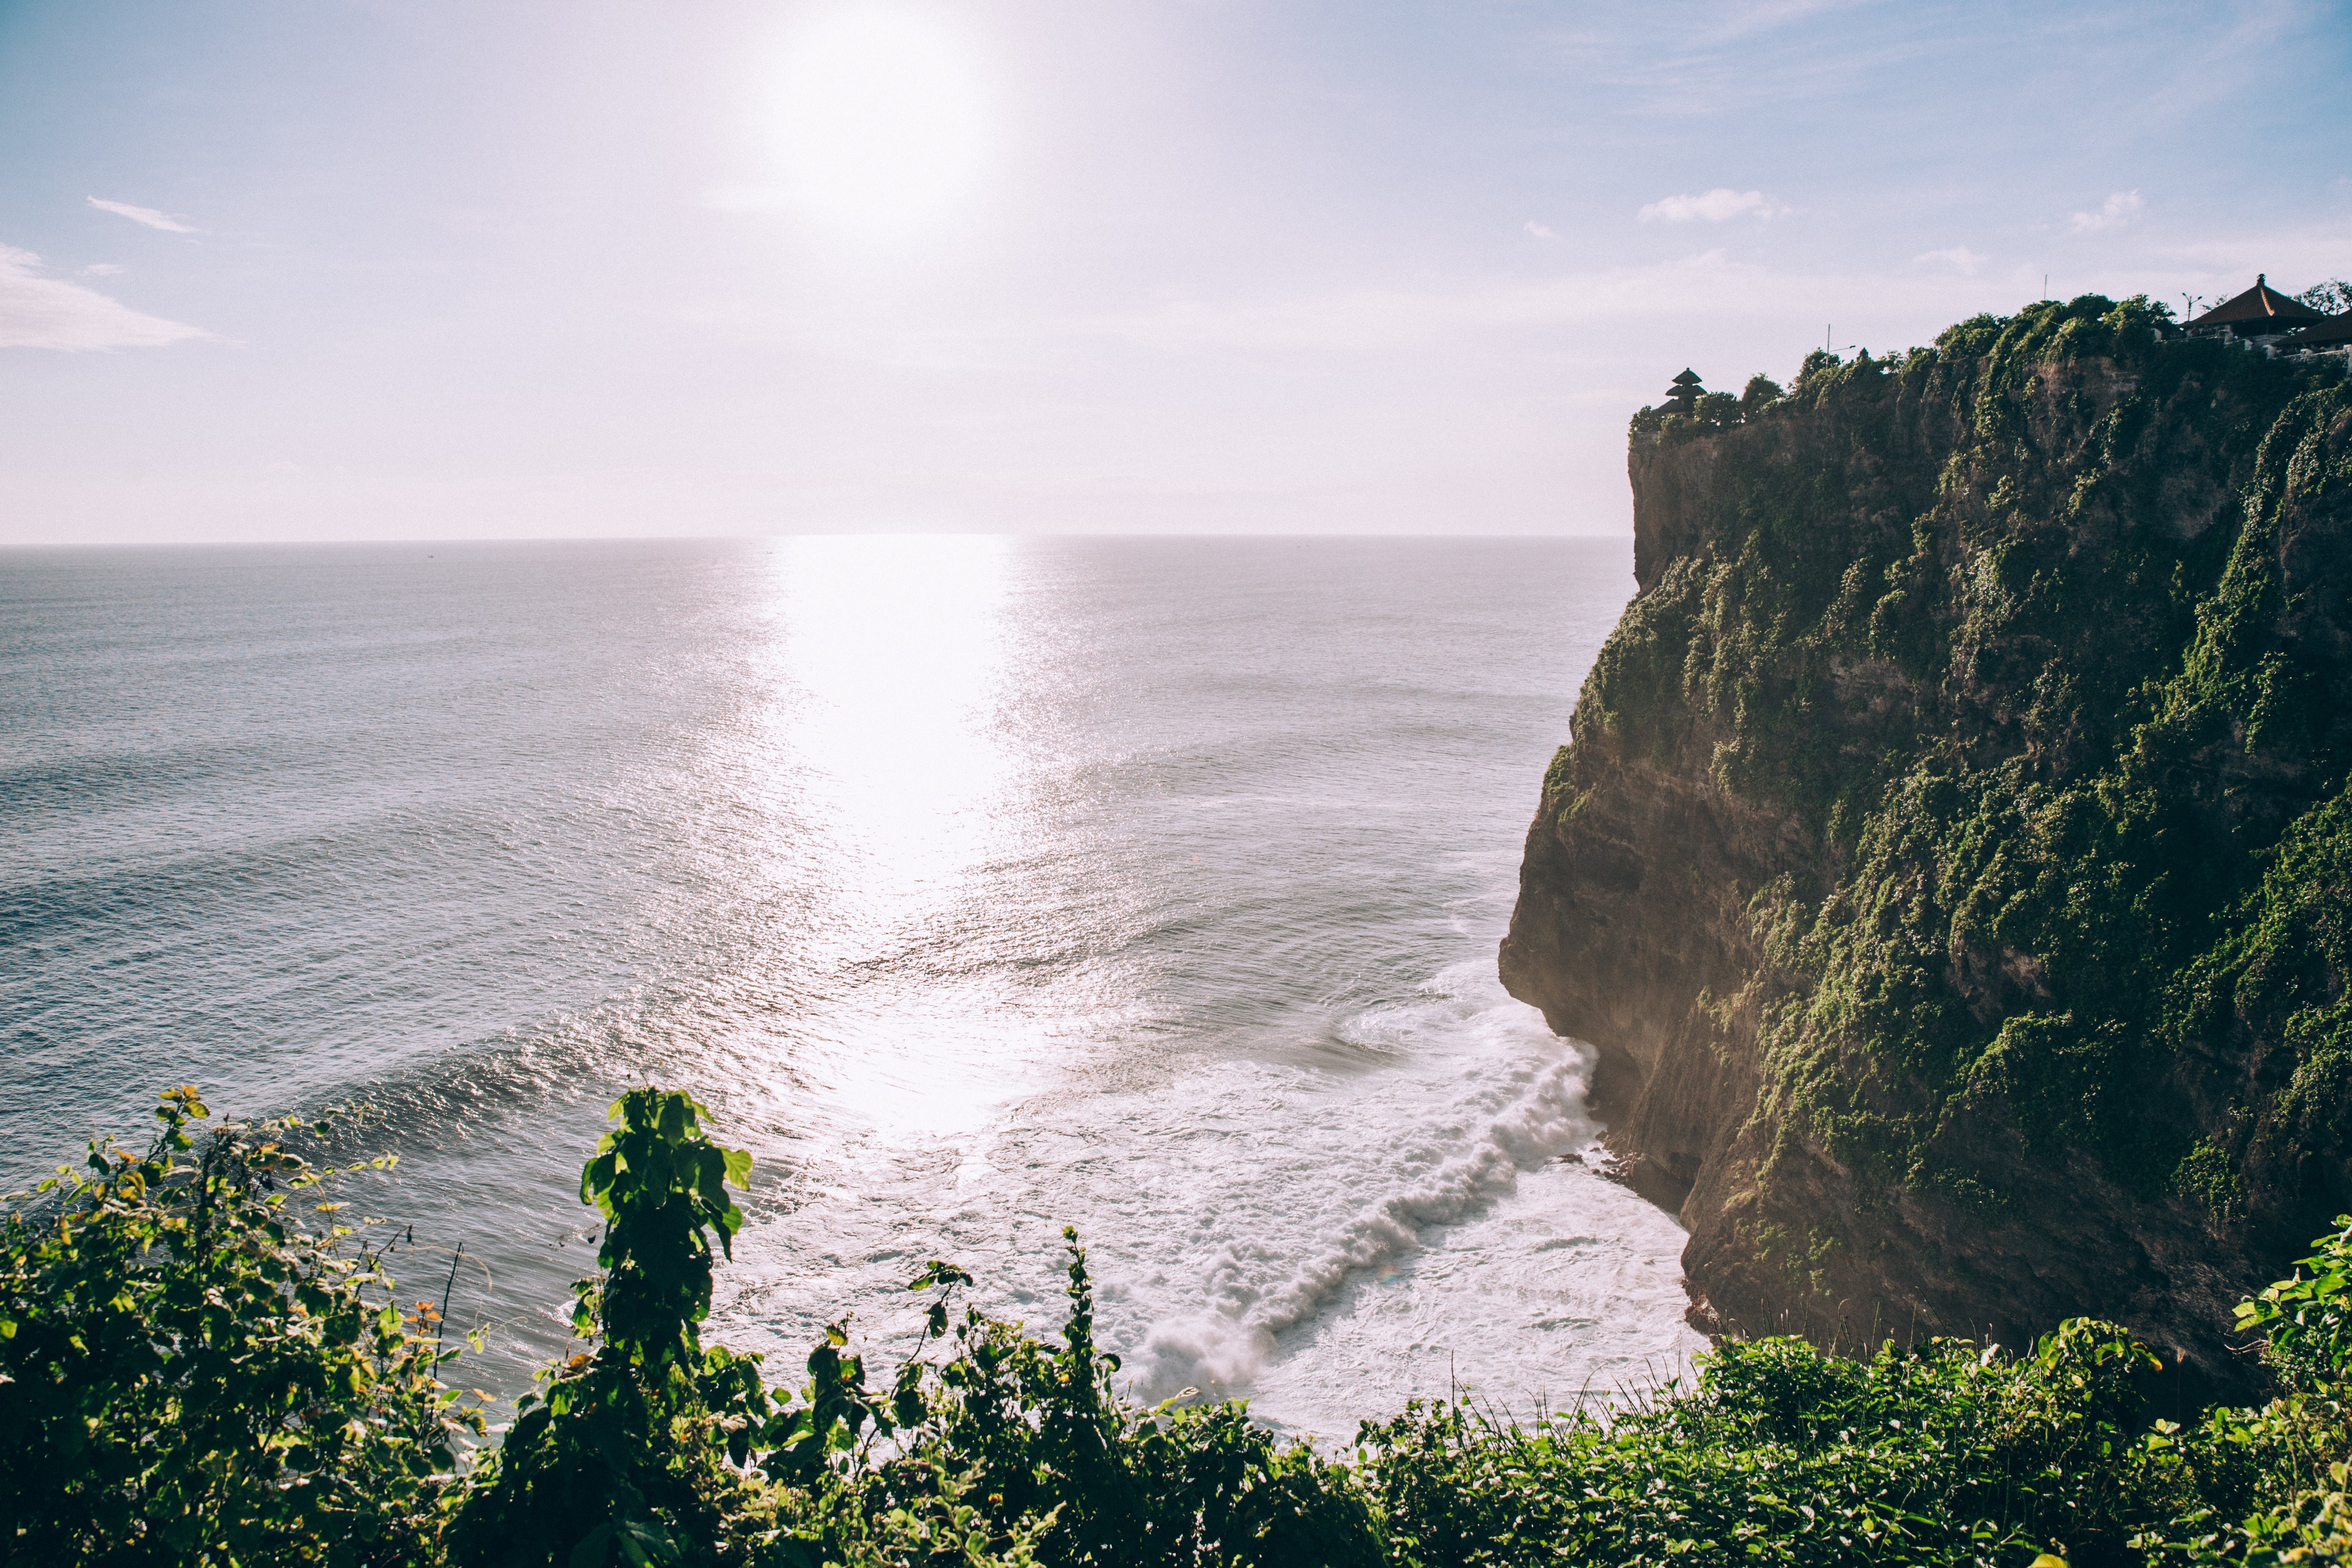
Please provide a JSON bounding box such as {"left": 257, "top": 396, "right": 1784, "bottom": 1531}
{"left": 1501, "top": 296, "right": 2352, "bottom": 1389}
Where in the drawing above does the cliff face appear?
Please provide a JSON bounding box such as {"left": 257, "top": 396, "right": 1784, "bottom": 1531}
{"left": 1502, "top": 298, "right": 2352, "bottom": 1385}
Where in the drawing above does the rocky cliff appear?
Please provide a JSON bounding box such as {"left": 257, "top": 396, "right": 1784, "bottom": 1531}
{"left": 1502, "top": 297, "right": 2352, "bottom": 1388}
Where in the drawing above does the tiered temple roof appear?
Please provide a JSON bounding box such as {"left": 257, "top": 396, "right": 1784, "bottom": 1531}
{"left": 2186, "top": 275, "right": 2328, "bottom": 336}
{"left": 1662, "top": 368, "right": 1703, "bottom": 415}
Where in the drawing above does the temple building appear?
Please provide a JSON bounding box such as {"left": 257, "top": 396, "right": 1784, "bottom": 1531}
{"left": 1661, "top": 368, "right": 1704, "bottom": 417}
{"left": 2279, "top": 310, "right": 2352, "bottom": 364}
{"left": 2185, "top": 275, "right": 2329, "bottom": 345}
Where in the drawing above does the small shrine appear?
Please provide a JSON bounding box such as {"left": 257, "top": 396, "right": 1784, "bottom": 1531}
{"left": 1661, "top": 369, "right": 1704, "bottom": 417}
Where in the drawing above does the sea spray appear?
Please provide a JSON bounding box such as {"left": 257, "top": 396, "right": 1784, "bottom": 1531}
{"left": 1132, "top": 971, "right": 1607, "bottom": 1400}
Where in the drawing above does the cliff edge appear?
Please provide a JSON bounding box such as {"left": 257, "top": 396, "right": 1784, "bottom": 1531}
{"left": 1502, "top": 297, "right": 2352, "bottom": 1387}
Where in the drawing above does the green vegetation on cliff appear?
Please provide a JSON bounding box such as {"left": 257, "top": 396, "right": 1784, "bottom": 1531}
{"left": 1533, "top": 297, "right": 2351, "bottom": 1350}
{"left": 11, "top": 1085, "right": 2352, "bottom": 1566}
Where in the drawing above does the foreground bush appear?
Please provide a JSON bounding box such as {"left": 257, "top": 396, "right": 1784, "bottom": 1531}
{"left": 7, "top": 1089, "right": 2352, "bottom": 1566}
{"left": 0, "top": 1087, "right": 479, "bottom": 1564}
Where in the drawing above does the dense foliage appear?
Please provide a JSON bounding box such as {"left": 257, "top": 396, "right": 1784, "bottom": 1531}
{"left": 1588, "top": 297, "right": 2352, "bottom": 1280}
{"left": 0, "top": 1088, "right": 481, "bottom": 1564}
{"left": 11, "top": 1086, "right": 2352, "bottom": 1566}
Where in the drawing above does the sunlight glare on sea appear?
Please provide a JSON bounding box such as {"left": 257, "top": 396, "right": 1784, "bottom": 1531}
{"left": 759, "top": 534, "right": 1031, "bottom": 1140}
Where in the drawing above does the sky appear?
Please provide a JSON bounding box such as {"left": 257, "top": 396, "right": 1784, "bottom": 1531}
{"left": 1, "top": 0, "right": 2348, "bottom": 543}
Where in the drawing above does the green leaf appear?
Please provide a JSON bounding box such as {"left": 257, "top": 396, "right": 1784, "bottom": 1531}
{"left": 569, "top": 1523, "right": 615, "bottom": 1568}
{"left": 581, "top": 1152, "right": 617, "bottom": 1207}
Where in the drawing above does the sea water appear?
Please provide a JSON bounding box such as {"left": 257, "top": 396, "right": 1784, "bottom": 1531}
{"left": 1, "top": 536, "right": 1702, "bottom": 1435}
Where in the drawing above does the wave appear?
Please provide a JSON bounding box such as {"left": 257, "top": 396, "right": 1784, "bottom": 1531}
{"left": 1132, "top": 973, "right": 1598, "bottom": 1397}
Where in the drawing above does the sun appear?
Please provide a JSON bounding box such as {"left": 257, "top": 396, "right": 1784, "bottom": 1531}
{"left": 766, "top": 6, "right": 991, "bottom": 238}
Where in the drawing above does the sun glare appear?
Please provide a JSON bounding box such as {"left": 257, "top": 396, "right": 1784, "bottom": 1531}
{"left": 767, "top": 7, "right": 991, "bottom": 237}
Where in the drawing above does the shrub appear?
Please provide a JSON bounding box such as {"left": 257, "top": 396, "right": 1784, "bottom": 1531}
{"left": 0, "top": 1087, "right": 479, "bottom": 1566}
{"left": 2238, "top": 1216, "right": 2352, "bottom": 1393}
{"left": 445, "top": 1087, "right": 781, "bottom": 1567}
{"left": 15, "top": 1087, "right": 2352, "bottom": 1567}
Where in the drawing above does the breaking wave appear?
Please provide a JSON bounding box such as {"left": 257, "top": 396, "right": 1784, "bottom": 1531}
{"left": 1129, "top": 965, "right": 1603, "bottom": 1398}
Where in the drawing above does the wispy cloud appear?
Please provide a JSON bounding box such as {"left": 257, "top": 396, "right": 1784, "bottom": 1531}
{"left": 0, "top": 244, "right": 207, "bottom": 350}
{"left": 2156, "top": 214, "right": 2352, "bottom": 285}
{"left": 1637, "top": 188, "right": 1787, "bottom": 223}
{"left": 1085, "top": 224, "right": 2352, "bottom": 364}
{"left": 1524, "top": 220, "right": 1559, "bottom": 240}
{"left": 2070, "top": 190, "right": 2143, "bottom": 234}
{"left": 88, "top": 196, "right": 199, "bottom": 233}
{"left": 1914, "top": 246, "right": 1988, "bottom": 274}
{"left": 83, "top": 262, "right": 125, "bottom": 276}
{"left": 1082, "top": 249, "right": 2011, "bottom": 355}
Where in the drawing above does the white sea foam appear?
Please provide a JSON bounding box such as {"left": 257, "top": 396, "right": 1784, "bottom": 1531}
{"left": 1132, "top": 993, "right": 1597, "bottom": 1393}
{"left": 701, "top": 956, "right": 1702, "bottom": 1436}
{"left": 1034, "top": 960, "right": 1707, "bottom": 1427}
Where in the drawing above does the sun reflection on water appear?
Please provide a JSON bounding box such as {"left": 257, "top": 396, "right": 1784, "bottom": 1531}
{"left": 751, "top": 534, "right": 1027, "bottom": 1138}
{"left": 772, "top": 535, "right": 1012, "bottom": 911}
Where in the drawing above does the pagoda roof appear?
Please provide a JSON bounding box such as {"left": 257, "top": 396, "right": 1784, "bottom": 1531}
{"left": 2280, "top": 312, "right": 2352, "bottom": 350}
{"left": 2188, "top": 275, "right": 2327, "bottom": 329}
{"left": 1669, "top": 368, "right": 1703, "bottom": 385}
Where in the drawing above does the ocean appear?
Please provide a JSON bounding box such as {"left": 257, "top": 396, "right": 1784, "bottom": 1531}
{"left": 1, "top": 535, "right": 1701, "bottom": 1436}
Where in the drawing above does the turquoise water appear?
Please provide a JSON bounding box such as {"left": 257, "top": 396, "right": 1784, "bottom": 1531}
{"left": 1, "top": 535, "right": 1700, "bottom": 1433}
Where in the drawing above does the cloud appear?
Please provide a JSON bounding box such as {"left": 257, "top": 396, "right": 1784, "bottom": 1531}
{"left": 1083, "top": 248, "right": 2009, "bottom": 355}
{"left": 1524, "top": 220, "right": 1559, "bottom": 240}
{"left": 0, "top": 244, "right": 208, "bottom": 350}
{"left": 1637, "top": 188, "right": 1786, "bottom": 223}
{"left": 88, "top": 196, "right": 199, "bottom": 233}
{"left": 1914, "top": 246, "right": 1988, "bottom": 274}
{"left": 2156, "top": 213, "right": 2352, "bottom": 284}
{"left": 2070, "top": 190, "right": 2143, "bottom": 234}
{"left": 83, "top": 262, "right": 125, "bottom": 276}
